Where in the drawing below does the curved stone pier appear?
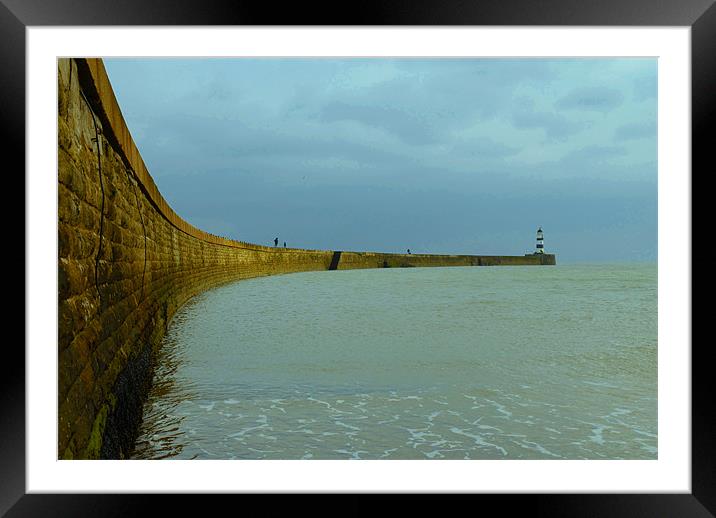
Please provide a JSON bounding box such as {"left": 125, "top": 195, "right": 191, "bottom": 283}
{"left": 57, "top": 58, "right": 555, "bottom": 459}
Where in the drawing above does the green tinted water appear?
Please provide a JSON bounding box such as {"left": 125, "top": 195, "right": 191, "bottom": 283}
{"left": 132, "top": 264, "right": 657, "bottom": 459}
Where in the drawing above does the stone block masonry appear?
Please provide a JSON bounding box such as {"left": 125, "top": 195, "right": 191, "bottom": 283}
{"left": 57, "top": 58, "right": 556, "bottom": 459}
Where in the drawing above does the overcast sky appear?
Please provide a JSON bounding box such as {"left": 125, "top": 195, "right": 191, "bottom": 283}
{"left": 103, "top": 58, "right": 657, "bottom": 263}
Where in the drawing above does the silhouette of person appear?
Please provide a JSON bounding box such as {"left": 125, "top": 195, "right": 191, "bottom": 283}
{"left": 407, "top": 249, "right": 411, "bottom": 254}
{"left": 283, "top": 242, "right": 287, "bottom": 248}
{"left": 274, "top": 237, "right": 279, "bottom": 246}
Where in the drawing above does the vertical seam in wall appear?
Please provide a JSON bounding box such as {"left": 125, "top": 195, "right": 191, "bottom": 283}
{"left": 66, "top": 61, "right": 73, "bottom": 124}
{"left": 79, "top": 84, "right": 105, "bottom": 309}
{"left": 328, "top": 251, "right": 342, "bottom": 270}
{"left": 125, "top": 165, "right": 147, "bottom": 299}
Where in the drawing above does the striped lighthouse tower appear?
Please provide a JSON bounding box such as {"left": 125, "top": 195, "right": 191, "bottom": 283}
{"left": 535, "top": 226, "right": 545, "bottom": 254}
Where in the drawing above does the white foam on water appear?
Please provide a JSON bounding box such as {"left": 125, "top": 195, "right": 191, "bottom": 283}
{"left": 583, "top": 380, "right": 620, "bottom": 389}
{"left": 333, "top": 449, "right": 366, "bottom": 459}
{"left": 227, "top": 423, "right": 268, "bottom": 439}
{"left": 513, "top": 438, "right": 563, "bottom": 458}
{"left": 632, "top": 428, "right": 657, "bottom": 438}
{"left": 333, "top": 420, "right": 361, "bottom": 432}
{"left": 380, "top": 447, "right": 399, "bottom": 458}
{"left": 247, "top": 447, "right": 280, "bottom": 454}
{"left": 589, "top": 424, "right": 608, "bottom": 445}
{"left": 449, "top": 426, "right": 508, "bottom": 456}
{"left": 484, "top": 399, "right": 513, "bottom": 419}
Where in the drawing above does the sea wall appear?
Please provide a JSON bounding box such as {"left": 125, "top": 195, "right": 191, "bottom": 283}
{"left": 336, "top": 251, "right": 555, "bottom": 269}
{"left": 57, "top": 58, "right": 555, "bottom": 459}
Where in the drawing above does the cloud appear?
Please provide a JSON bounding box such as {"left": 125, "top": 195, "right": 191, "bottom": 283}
{"left": 450, "top": 137, "right": 520, "bottom": 159}
{"left": 318, "top": 101, "right": 439, "bottom": 146}
{"left": 614, "top": 121, "right": 657, "bottom": 141}
{"left": 511, "top": 106, "right": 584, "bottom": 139}
{"left": 559, "top": 144, "right": 629, "bottom": 164}
{"left": 556, "top": 86, "right": 624, "bottom": 112}
{"left": 633, "top": 74, "right": 657, "bottom": 101}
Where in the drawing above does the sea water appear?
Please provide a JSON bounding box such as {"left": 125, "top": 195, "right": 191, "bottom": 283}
{"left": 131, "top": 264, "right": 657, "bottom": 460}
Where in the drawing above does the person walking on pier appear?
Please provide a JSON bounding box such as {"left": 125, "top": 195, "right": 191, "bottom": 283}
{"left": 274, "top": 237, "right": 279, "bottom": 246}
{"left": 284, "top": 242, "right": 287, "bottom": 248}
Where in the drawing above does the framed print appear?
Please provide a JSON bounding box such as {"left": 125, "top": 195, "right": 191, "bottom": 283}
{"left": 10, "top": 0, "right": 711, "bottom": 514}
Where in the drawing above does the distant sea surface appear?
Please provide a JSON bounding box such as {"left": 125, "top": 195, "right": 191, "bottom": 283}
{"left": 132, "top": 264, "right": 657, "bottom": 460}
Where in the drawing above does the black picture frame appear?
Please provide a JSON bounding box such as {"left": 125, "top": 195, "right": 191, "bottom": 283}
{"left": 8, "top": 0, "right": 709, "bottom": 513}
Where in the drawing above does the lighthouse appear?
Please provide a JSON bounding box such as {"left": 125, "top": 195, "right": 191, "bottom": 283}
{"left": 535, "top": 227, "right": 544, "bottom": 254}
